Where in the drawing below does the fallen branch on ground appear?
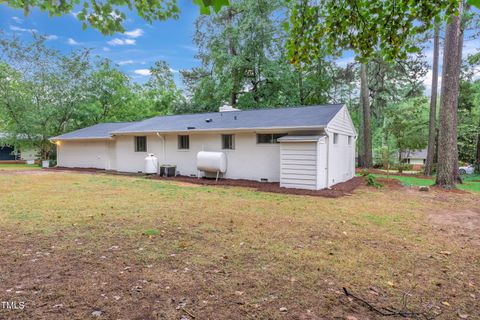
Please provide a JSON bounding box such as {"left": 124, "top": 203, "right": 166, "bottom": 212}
{"left": 342, "top": 287, "right": 440, "bottom": 319}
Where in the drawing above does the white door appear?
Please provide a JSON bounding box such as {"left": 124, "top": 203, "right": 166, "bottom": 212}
{"left": 280, "top": 142, "right": 318, "bottom": 190}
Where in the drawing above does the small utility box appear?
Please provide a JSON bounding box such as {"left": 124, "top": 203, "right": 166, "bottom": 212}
{"left": 160, "top": 165, "right": 176, "bottom": 177}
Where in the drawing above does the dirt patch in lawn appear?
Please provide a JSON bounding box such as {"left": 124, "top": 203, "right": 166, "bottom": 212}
{"left": 151, "top": 175, "right": 365, "bottom": 198}
{"left": 429, "top": 207, "right": 480, "bottom": 246}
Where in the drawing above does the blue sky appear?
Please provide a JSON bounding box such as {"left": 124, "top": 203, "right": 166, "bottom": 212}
{"left": 1, "top": 2, "right": 478, "bottom": 93}
{"left": 0, "top": 0, "right": 201, "bottom": 85}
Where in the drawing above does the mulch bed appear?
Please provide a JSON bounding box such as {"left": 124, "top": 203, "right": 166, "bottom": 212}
{"left": 356, "top": 168, "right": 434, "bottom": 179}
{"left": 48, "top": 167, "right": 365, "bottom": 198}
{"left": 151, "top": 175, "right": 365, "bottom": 198}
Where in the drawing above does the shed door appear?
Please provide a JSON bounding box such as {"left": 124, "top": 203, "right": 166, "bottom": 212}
{"left": 280, "top": 142, "right": 317, "bottom": 190}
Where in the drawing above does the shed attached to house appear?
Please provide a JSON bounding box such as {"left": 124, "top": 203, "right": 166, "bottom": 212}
{"left": 51, "top": 104, "right": 357, "bottom": 190}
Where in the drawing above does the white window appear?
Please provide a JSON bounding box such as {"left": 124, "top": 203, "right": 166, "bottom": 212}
{"left": 178, "top": 135, "right": 189, "bottom": 149}
{"left": 333, "top": 133, "right": 339, "bottom": 144}
{"left": 222, "top": 134, "right": 235, "bottom": 150}
{"left": 256, "top": 133, "right": 286, "bottom": 144}
{"left": 134, "top": 136, "right": 147, "bottom": 152}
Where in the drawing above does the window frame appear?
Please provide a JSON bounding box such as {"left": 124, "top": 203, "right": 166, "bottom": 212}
{"left": 221, "top": 134, "right": 235, "bottom": 150}
{"left": 178, "top": 135, "right": 190, "bottom": 150}
{"left": 256, "top": 133, "right": 286, "bottom": 144}
{"left": 333, "top": 133, "right": 339, "bottom": 144}
{"left": 348, "top": 135, "right": 352, "bottom": 145}
{"left": 134, "top": 136, "right": 147, "bottom": 152}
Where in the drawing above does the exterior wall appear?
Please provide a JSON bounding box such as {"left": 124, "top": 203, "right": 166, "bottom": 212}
{"left": 57, "top": 140, "right": 109, "bottom": 169}
{"left": 408, "top": 158, "right": 425, "bottom": 165}
{"left": 326, "top": 106, "right": 356, "bottom": 187}
{"left": 279, "top": 142, "right": 318, "bottom": 189}
{"left": 316, "top": 137, "right": 328, "bottom": 189}
{"left": 20, "top": 147, "right": 38, "bottom": 161}
{"left": 114, "top": 132, "right": 283, "bottom": 181}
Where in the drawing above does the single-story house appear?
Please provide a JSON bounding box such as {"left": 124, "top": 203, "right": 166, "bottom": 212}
{"left": 400, "top": 149, "right": 427, "bottom": 170}
{"left": 0, "top": 133, "right": 38, "bottom": 163}
{"left": 50, "top": 104, "right": 356, "bottom": 190}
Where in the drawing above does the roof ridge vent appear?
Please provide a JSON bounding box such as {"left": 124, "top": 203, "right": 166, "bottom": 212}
{"left": 219, "top": 104, "right": 240, "bottom": 112}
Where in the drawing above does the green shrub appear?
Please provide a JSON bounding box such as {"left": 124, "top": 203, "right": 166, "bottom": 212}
{"left": 360, "top": 169, "right": 370, "bottom": 177}
{"left": 392, "top": 163, "right": 413, "bottom": 173}
{"left": 366, "top": 174, "right": 383, "bottom": 188}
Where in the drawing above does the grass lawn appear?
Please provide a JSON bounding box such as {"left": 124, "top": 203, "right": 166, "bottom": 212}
{"left": 0, "top": 163, "right": 41, "bottom": 171}
{"left": 0, "top": 171, "right": 479, "bottom": 319}
{"left": 371, "top": 173, "right": 480, "bottom": 193}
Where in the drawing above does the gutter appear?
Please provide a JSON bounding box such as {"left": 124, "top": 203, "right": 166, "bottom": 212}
{"left": 109, "top": 125, "right": 327, "bottom": 136}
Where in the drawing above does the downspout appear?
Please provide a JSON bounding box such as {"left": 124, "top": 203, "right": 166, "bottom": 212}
{"left": 324, "top": 128, "right": 331, "bottom": 188}
{"left": 156, "top": 132, "right": 166, "bottom": 163}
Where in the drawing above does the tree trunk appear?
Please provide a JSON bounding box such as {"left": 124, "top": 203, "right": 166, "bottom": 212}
{"left": 227, "top": 8, "right": 238, "bottom": 107}
{"left": 360, "top": 63, "right": 372, "bottom": 168}
{"left": 453, "top": 3, "right": 467, "bottom": 184}
{"left": 476, "top": 125, "right": 480, "bottom": 172}
{"left": 436, "top": 3, "right": 463, "bottom": 189}
{"left": 357, "top": 103, "right": 364, "bottom": 168}
{"left": 424, "top": 24, "right": 440, "bottom": 176}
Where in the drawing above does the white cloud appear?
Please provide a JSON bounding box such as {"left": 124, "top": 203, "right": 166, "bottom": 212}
{"left": 67, "top": 38, "right": 81, "bottom": 45}
{"left": 102, "top": 47, "right": 110, "bottom": 52}
{"left": 118, "top": 60, "right": 135, "bottom": 65}
{"left": 44, "top": 35, "right": 58, "bottom": 41}
{"left": 124, "top": 28, "right": 144, "bottom": 38}
{"left": 107, "top": 38, "right": 136, "bottom": 46}
{"left": 134, "top": 69, "right": 151, "bottom": 76}
{"left": 169, "top": 68, "right": 179, "bottom": 73}
{"left": 12, "top": 16, "right": 23, "bottom": 23}
{"left": 9, "top": 25, "right": 38, "bottom": 33}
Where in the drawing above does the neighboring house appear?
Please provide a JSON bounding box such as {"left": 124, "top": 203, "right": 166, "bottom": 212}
{"left": 0, "top": 133, "right": 38, "bottom": 162}
{"left": 50, "top": 104, "right": 357, "bottom": 190}
{"left": 400, "top": 149, "right": 427, "bottom": 170}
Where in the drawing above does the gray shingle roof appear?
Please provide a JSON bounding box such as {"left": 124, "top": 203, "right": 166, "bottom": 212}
{"left": 51, "top": 122, "right": 133, "bottom": 140}
{"left": 50, "top": 104, "right": 344, "bottom": 140}
{"left": 112, "top": 104, "right": 344, "bottom": 134}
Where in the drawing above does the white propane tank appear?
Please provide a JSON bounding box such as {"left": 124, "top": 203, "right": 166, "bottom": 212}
{"left": 144, "top": 154, "right": 158, "bottom": 174}
{"left": 197, "top": 151, "right": 227, "bottom": 173}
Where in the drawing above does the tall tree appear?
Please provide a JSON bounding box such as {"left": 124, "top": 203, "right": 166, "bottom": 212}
{"left": 436, "top": 3, "right": 464, "bottom": 189}
{"left": 360, "top": 63, "right": 372, "bottom": 168}
{"left": 424, "top": 24, "right": 441, "bottom": 175}
{"left": 182, "top": 0, "right": 335, "bottom": 112}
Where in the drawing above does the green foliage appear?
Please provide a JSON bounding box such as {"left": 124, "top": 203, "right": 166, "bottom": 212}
{"left": 3, "top": 0, "right": 230, "bottom": 34}
{"left": 366, "top": 174, "right": 383, "bottom": 188}
{"left": 391, "top": 163, "right": 414, "bottom": 173}
{"left": 0, "top": 35, "right": 183, "bottom": 159}
{"left": 181, "top": 0, "right": 339, "bottom": 112}
{"left": 287, "top": 0, "right": 459, "bottom": 64}
{"left": 384, "top": 97, "right": 429, "bottom": 163}
{"left": 458, "top": 79, "right": 480, "bottom": 164}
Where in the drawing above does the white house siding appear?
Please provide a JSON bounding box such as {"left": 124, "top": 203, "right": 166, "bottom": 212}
{"left": 316, "top": 137, "right": 328, "bottom": 189}
{"left": 106, "top": 141, "right": 117, "bottom": 170}
{"left": 280, "top": 142, "right": 318, "bottom": 189}
{"left": 57, "top": 140, "right": 109, "bottom": 169}
{"left": 19, "top": 147, "right": 38, "bottom": 161}
{"left": 326, "top": 106, "right": 356, "bottom": 186}
{"left": 408, "top": 158, "right": 425, "bottom": 165}
{"left": 114, "top": 132, "right": 282, "bottom": 181}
